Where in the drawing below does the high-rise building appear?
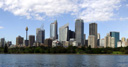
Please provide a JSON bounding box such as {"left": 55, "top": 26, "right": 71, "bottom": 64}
{"left": 0, "top": 38, "right": 5, "bottom": 47}
{"left": 127, "top": 39, "right": 128, "bottom": 46}
{"left": 117, "top": 40, "right": 122, "bottom": 47}
{"left": 97, "top": 33, "right": 100, "bottom": 46}
{"left": 84, "top": 34, "right": 86, "bottom": 45}
{"left": 69, "top": 30, "right": 75, "bottom": 39}
{"left": 104, "top": 34, "right": 111, "bottom": 48}
{"left": 16, "top": 36, "right": 24, "bottom": 46}
{"left": 110, "top": 32, "right": 120, "bottom": 48}
{"left": 50, "top": 20, "right": 58, "bottom": 40}
{"left": 121, "top": 37, "right": 127, "bottom": 47}
{"left": 75, "top": 19, "right": 84, "bottom": 46}
{"left": 111, "top": 37, "right": 115, "bottom": 48}
{"left": 36, "top": 28, "right": 45, "bottom": 43}
{"left": 59, "top": 23, "right": 69, "bottom": 42}
{"left": 29, "top": 35, "right": 35, "bottom": 46}
{"left": 88, "top": 35, "right": 96, "bottom": 48}
{"left": 104, "top": 33, "right": 115, "bottom": 48}
{"left": 100, "top": 38, "right": 105, "bottom": 47}
{"left": 121, "top": 37, "right": 126, "bottom": 42}
{"left": 97, "top": 33, "right": 100, "bottom": 39}
{"left": 89, "top": 23, "right": 97, "bottom": 47}
{"left": 44, "top": 38, "right": 52, "bottom": 47}
{"left": 7, "top": 41, "right": 12, "bottom": 47}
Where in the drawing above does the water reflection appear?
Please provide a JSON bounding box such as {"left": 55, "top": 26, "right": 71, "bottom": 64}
{"left": 0, "top": 54, "right": 128, "bottom": 67}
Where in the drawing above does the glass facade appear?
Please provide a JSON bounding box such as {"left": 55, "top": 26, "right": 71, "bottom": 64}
{"left": 36, "top": 29, "right": 45, "bottom": 43}
{"left": 75, "top": 19, "right": 84, "bottom": 46}
{"left": 110, "top": 32, "right": 120, "bottom": 48}
{"left": 59, "top": 23, "right": 69, "bottom": 42}
{"left": 50, "top": 20, "right": 58, "bottom": 40}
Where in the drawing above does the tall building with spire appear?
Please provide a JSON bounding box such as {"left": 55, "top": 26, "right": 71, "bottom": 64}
{"left": 36, "top": 23, "right": 45, "bottom": 43}
{"left": 75, "top": 19, "right": 84, "bottom": 46}
{"left": 50, "top": 20, "right": 58, "bottom": 40}
{"left": 25, "top": 27, "right": 29, "bottom": 46}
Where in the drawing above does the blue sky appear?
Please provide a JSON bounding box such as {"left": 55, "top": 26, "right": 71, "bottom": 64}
{"left": 0, "top": 0, "right": 128, "bottom": 44}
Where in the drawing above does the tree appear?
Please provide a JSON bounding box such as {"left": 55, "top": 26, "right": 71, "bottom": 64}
{"left": 4, "top": 44, "right": 8, "bottom": 53}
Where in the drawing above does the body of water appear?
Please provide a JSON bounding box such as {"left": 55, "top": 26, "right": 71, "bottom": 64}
{"left": 0, "top": 54, "right": 128, "bottom": 67}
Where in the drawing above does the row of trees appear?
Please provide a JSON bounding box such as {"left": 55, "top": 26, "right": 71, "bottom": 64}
{"left": 1, "top": 45, "right": 128, "bottom": 54}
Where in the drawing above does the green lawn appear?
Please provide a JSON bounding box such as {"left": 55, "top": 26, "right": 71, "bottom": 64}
{"left": 112, "top": 51, "right": 123, "bottom": 54}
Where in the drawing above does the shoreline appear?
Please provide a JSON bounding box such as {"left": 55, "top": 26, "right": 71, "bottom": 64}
{"left": 1, "top": 53, "right": 128, "bottom": 55}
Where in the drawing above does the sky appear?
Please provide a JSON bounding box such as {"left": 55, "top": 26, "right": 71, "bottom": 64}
{"left": 0, "top": 0, "right": 128, "bottom": 44}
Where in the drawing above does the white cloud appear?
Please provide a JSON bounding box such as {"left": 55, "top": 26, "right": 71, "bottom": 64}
{"left": 126, "top": 4, "right": 128, "bottom": 7}
{"left": 0, "top": 26, "right": 4, "bottom": 29}
{"left": 120, "top": 17, "right": 128, "bottom": 21}
{"left": 0, "top": 0, "right": 121, "bottom": 22}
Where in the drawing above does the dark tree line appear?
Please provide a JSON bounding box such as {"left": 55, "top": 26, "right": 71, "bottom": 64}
{"left": 0, "top": 45, "right": 128, "bottom": 54}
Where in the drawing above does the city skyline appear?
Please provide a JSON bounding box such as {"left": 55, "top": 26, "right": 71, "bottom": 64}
{"left": 0, "top": 0, "right": 128, "bottom": 44}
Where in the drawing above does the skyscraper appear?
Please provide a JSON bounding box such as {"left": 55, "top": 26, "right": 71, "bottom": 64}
{"left": 100, "top": 38, "right": 105, "bottom": 47}
{"left": 50, "top": 20, "right": 58, "bottom": 40}
{"left": 97, "top": 33, "right": 100, "bottom": 46}
{"left": 104, "top": 33, "right": 115, "bottom": 48}
{"left": 36, "top": 28, "right": 45, "bottom": 43}
{"left": 89, "top": 23, "right": 97, "bottom": 47}
{"left": 59, "top": 23, "right": 69, "bottom": 42}
{"left": 29, "top": 35, "right": 35, "bottom": 46}
{"left": 0, "top": 38, "right": 5, "bottom": 47}
{"left": 110, "top": 32, "right": 120, "bottom": 48}
{"left": 104, "top": 34, "right": 111, "bottom": 48}
{"left": 69, "top": 30, "right": 75, "bottom": 39}
{"left": 121, "top": 37, "right": 126, "bottom": 42}
{"left": 88, "top": 35, "right": 96, "bottom": 48}
{"left": 44, "top": 38, "right": 52, "bottom": 47}
{"left": 75, "top": 19, "right": 84, "bottom": 46}
{"left": 16, "top": 36, "right": 24, "bottom": 46}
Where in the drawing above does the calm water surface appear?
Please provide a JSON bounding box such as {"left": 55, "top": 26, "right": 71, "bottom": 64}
{"left": 0, "top": 54, "right": 128, "bottom": 67}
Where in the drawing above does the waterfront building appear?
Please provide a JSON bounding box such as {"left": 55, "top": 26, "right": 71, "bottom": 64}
{"left": 52, "top": 39, "right": 61, "bottom": 47}
{"left": 44, "top": 38, "right": 52, "bottom": 47}
{"left": 85, "top": 40, "right": 88, "bottom": 47}
{"left": 69, "top": 30, "right": 75, "bottom": 39}
{"left": 16, "top": 36, "right": 24, "bottom": 46}
{"left": 62, "top": 41, "right": 69, "bottom": 47}
{"left": 100, "top": 38, "right": 105, "bottom": 47}
{"left": 97, "top": 33, "right": 100, "bottom": 46}
{"left": 104, "top": 33, "right": 115, "bottom": 48}
{"left": 36, "top": 28, "right": 45, "bottom": 43}
{"left": 110, "top": 32, "right": 120, "bottom": 48}
{"left": 88, "top": 35, "right": 96, "bottom": 48}
{"left": 0, "top": 38, "right": 5, "bottom": 47}
{"left": 29, "top": 35, "right": 35, "bottom": 46}
{"left": 111, "top": 37, "right": 115, "bottom": 48}
{"left": 50, "top": 20, "right": 58, "bottom": 40}
{"left": 89, "top": 23, "right": 97, "bottom": 47}
{"left": 7, "top": 41, "right": 12, "bottom": 47}
{"left": 59, "top": 23, "right": 69, "bottom": 42}
{"left": 75, "top": 19, "right": 84, "bottom": 46}
{"left": 121, "top": 37, "right": 126, "bottom": 42}
{"left": 117, "top": 41, "right": 122, "bottom": 47}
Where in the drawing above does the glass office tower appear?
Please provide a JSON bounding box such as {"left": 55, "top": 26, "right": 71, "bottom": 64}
{"left": 110, "top": 32, "right": 120, "bottom": 48}
{"left": 50, "top": 20, "right": 58, "bottom": 40}
{"left": 75, "top": 19, "right": 84, "bottom": 46}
